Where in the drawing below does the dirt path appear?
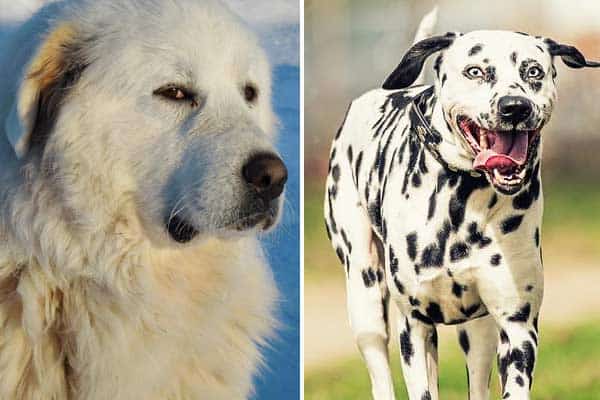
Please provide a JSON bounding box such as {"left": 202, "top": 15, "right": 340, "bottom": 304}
{"left": 305, "top": 263, "right": 600, "bottom": 369}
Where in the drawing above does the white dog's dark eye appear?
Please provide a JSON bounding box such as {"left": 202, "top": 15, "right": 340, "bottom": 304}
{"left": 243, "top": 84, "right": 258, "bottom": 103}
{"left": 153, "top": 85, "right": 198, "bottom": 106}
{"left": 465, "top": 66, "right": 484, "bottom": 79}
{"left": 527, "top": 66, "right": 543, "bottom": 79}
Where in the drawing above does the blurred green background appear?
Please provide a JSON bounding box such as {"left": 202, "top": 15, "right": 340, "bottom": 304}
{"left": 304, "top": 0, "right": 600, "bottom": 398}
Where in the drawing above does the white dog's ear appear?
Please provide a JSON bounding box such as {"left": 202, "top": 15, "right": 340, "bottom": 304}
{"left": 4, "top": 23, "right": 87, "bottom": 158}
{"left": 545, "top": 38, "right": 600, "bottom": 69}
{"left": 383, "top": 32, "right": 456, "bottom": 90}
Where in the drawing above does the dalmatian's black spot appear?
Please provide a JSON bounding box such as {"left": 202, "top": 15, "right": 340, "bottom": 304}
{"left": 400, "top": 319, "right": 414, "bottom": 365}
{"left": 402, "top": 137, "right": 421, "bottom": 194}
{"left": 376, "top": 269, "right": 384, "bottom": 283}
{"left": 389, "top": 246, "right": 399, "bottom": 274}
{"left": 368, "top": 193, "right": 383, "bottom": 232}
{"left": 452, "top": 281, "right": 463, "bottom": 297}
{"left": 411, "top": 310, "right": 434, "bottom": 325}
{"left": 533, "top": 316, "right": 539, "bottom": 332}
{"left": 529, "top": 330, "right": 538, "bottom": 346}
{"left": 508, "top": 303, "right": 531, "bottom": 322}
{"left": 427, "top": 189, "right": 437, "bottom": 220}
{"left": 345, "top": 255, "right": 350, "bottom": 273}
{"left": 433, "top": 54, "right": 443, "bottom": 77}
{"left": 328, "top": 148, "right": 336, "bottom": 172}
{"left": 327, "top": 197, "right": 338, "bottom": 235}
{"left": 515, "top": 31, "right": 529, "bottom": 36}
{"left": 354, "top": 151, "right": 364, "bottom": 187}
{"left": 361, "top": 268, "right": 377, "bottom": 288}
{"left": 460, "top": 303, "right": 481, "bottom": 317}
{"left": 510, "top": 51, "right": 518, "bottom": 65}
{"left": 421, "top": 220, "right": 451, "bottom": 267}
{"left": 406, "top": 232, "right": 418, "bottom": 261}
{"left": 458, "top": 329, "right": 470, "bottom": 354}
{"left": 431, "top": 328, "right": 438, "bottom": 348}
{"left": 382, "top": 295, "right": 389, "bottom": 325}
{"left": 467, "top": 222, "right": 492, "bottom": 248}
{"left": 328, "top": 185, "right": 337, "bottom": 200}
{"left": 347, "top": 146, "right": 353, "bottom": 163}
{"left": 426, "top": 302, "right": 445, "bottom": 323}
{"left": 526, "top": 284, "right": 534, "bottom": 292}
{"left": 534, "top": 228, "right": 540, "bottom": 247}
{"left": 409, "top": 296, "right": 421, "bottom": 306}
{"left": 394, "top": 277, "right": 405, "bottom": 294}
{"left": 488, "top": 193, "right": 498, "bottom": 208}
{"left": 482, "top": 58, "right": 489, "bottom": 63}
{"left": 468, "top": 44, "right": 483, "bottom": 56}
{"left": 324, "top": 220, "right": 332, "bottom": 240}
{"left": 491, "top": 253, "right": 502, "bottom": 266}
{"left": 500, "top": 329, "right": 509, "bottom": 344}
{"left": 501, "top": 215, "right": 524, "bottom": 234}
{"left": 340, "top": 229, "right": 352, "bottom": 253}
{"left": 535, "top": 44, "right": 544, "bottom": 53}
{"left": 421, "top": 390, "right": 432, "bottom": 400}
{"left": 450, "top": 242, "right": 469, "bottom": 262}
{"left": 449, "top": 175, "right": 489, "bottom": 232}
{"left": 484, "top": 65, "right": 497, "bottom": 85}
{"left": 335, "top": 247, "right": 344, "bottom": 264}
{"left": 516, "top": 375, "right": 525, "bottom": 387}
{"left": 412, "top": 172, "right": 422, "bottom": 187}
{"left": 441, "top": 73, "right": 447, "bottom": 86}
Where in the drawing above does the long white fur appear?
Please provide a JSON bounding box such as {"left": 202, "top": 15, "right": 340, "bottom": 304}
{"left": 0, "top": 1, "right": 281, "bottom": 399}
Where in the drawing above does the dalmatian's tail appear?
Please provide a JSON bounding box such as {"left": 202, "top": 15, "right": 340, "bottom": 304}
{"left": 413, "top": 6, "right": 438, "bottom": 86}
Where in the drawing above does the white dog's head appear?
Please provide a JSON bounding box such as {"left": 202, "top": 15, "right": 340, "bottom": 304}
{"left": 384, "top": 30, "right": 599, "bottom": 194}
{"left": 4, "top": 0, "right": 287, "bottom": 244}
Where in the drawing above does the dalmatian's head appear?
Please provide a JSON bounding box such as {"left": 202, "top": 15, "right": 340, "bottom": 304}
{"left": 384, "top": 31, "right": 599, "bottom": 194}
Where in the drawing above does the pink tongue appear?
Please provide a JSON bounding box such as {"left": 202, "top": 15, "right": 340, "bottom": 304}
{"left": 474, "top": 131, "right": 528, "bottom": 171}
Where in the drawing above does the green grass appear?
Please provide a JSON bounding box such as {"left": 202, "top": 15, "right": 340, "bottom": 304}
{"left": 305, "top": 179, "right": 600, "bottom": 278}
{"left": 305, "top": 323, "right": 600, "bottom": 399}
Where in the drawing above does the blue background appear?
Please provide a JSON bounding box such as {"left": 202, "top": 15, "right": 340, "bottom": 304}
{"left": 254, "top": 64, "right": 300, "bottom": 400}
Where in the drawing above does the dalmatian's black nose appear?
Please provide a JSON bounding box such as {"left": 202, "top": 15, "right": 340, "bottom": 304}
{"left": 243, "top": 152, "right": 288, "bottom": 201}
{"left": 498, "top": 96, "right": 533, "bottom": 125}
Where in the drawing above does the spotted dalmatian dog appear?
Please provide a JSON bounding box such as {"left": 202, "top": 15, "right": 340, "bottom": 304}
{"left": 324, "top": 21, "right": 599, "bottom": 400}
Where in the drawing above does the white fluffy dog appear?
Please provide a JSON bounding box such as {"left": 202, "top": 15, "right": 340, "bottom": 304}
{"left": 0, "top": 0, "right": 288, "bottom": 399}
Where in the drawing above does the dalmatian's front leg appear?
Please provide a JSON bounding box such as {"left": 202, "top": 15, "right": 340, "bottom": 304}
{"left": 495, "top": 317, "right": 539, "bottom": 399}
{"left": 456, "top": 315, "right": 497, "bottom": 400}
{"left": 397, "top": 312, "right": 439, "bottom": 400}
{"left": 478, "top": 248, "right": 543, "bottom": 400}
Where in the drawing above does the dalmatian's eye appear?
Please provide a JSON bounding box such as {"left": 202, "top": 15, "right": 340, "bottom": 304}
{"left": 464, "top": 66, "right": 485, "bottom": 79}
{"left": 527, "top": 66, "right": 543, "bottom": 79}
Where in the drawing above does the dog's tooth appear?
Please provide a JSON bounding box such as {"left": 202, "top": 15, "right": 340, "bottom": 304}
{"left": 480, "top": 131, "right": 488, "bottom": 149}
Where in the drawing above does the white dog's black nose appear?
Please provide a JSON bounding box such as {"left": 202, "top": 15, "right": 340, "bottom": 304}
{"left": 498, "top": 96, "right": 533, "bottom": 125}
{"left": 243, "top": 153, "right": 288, "bottom": 201}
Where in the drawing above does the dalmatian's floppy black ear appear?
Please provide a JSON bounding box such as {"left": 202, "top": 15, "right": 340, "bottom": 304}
{"left": 545, "top": 39, "right": 600, "bottom": 69}
{"left": 382, "top": 33, "right": 456, "bottom": 90}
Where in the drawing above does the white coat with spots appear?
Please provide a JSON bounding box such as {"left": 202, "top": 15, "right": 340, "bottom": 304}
{"left": 324, "top": 13, "right": 599, "bottom": 400}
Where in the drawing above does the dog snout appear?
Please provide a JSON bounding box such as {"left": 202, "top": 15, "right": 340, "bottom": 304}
{"left": 242, "top": 153, "right": 288, "bottom": 201}
{"left": 498, "top": 96, "right": 533, "bottom": 125}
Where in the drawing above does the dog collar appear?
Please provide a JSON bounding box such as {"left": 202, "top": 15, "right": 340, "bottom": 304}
{"left": 409, "top": 91, "right": 482, "bottom": 178}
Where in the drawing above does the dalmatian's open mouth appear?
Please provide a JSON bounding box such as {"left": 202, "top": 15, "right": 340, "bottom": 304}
{"left": 457, "top": 116, "right": 540, "bottom": 192}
